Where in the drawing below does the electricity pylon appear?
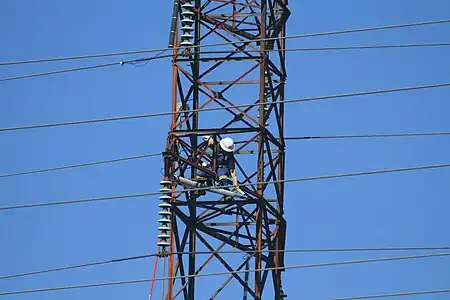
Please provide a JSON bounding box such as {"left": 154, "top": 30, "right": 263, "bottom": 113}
{"left": 157, "top": 1, "right": 290, "bottom": 298}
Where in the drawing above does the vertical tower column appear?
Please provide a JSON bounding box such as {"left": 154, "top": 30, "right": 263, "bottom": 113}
{"left": 161, "top": 1, "right": 290, "bottom": 298}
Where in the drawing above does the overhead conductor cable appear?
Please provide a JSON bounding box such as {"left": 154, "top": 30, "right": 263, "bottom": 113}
{"left": 1, "top": 19, "right": 450, "bottom": 66}
{"left": 1, "top": 82, "right": 449, "bottom": 132}
{"left": 0, "top": 252, "right": 449, "bottom": 296}
{"left": 1, "top": 162, "right": 449, "bottom": 211}
{"left": 2, "top": 247, "right": 450, "bottom": 281}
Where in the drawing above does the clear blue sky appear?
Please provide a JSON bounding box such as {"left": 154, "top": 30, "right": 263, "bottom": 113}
{"left": 1, "top": 1, "right": 450, "bottom": 299}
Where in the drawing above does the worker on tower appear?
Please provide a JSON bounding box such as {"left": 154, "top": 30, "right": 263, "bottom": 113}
{"left": 201, "top": 135, "right": 244, "bottom": 195}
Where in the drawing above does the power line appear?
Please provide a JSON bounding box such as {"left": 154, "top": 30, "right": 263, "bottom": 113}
{"left": 200, "top": 43, "right": 450, "bottom": 56}
{"left": 0, "top": 62, "right": 117, "bottom": 82}
{"left": 2, "top": 247, "right": 450, "bottom": 281}
{"left": 0, "top": 54, "right": 173, "bottom": 82}
{"left": 286, "top": 132, "right": 450, "bottom": 141}
{"left": 0, "top": 134, "right": 430, "bottom": 178}
{"left": 0, "top": 192, "right": 157, "bottom": 211}
{"left": 1, "top": 252, "right": 448, "bottom": 296}
{"left": 331, "top": 289, "right": 450, "bottom": 299}
{"left": 0, "top": 153, "right": 160, "bottom": 178}
{"left": 283, "top": 43, "right": 450, "bottom": 52}
{"left": 1, "top": 81, "right": 449, "bottom": 132}
{"left": 0, "top": 252, "right": 160, "bottom": 281}
{"left": 250, "top": 19, "right": 450, "bottom": 49}
{"left": 1, "top": 162, "right": 449, "bottom": 211}
{"left": 0, "top": 253, "right": 158, "bottom": 281}
{"left": 2, "top": 131, "right": 449, "bottom": 179}
{"left": 1, "top": 17, "right": 447, "bottom": 299}
{"left": 1, "top": 19, "right": 449, "bottom": 66}
{"left": 2, "top": 43, "right": 450, "bottom": 82}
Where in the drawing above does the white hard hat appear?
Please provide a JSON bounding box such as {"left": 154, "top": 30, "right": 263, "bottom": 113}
{"left": 219, "top": 137, "right": 235, "bottom": 153}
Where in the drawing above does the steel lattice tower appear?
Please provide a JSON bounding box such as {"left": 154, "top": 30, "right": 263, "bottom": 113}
{"left": 158, "top": 1, "right": 290, "bottom": 298}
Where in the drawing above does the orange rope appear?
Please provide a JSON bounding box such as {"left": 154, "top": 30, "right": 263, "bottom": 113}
{"left": 148, "top": 248, "right": 160, "bottom": 299}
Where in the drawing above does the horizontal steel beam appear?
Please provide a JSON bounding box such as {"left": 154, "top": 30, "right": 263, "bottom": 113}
{"left": 202, "top": 80, "right": 280, "bottom": 86}
{"left": 204, "top": 220, "right": 277, "bottom": 226}
{"left": 174, "top": 198, "right": 277, "bottom": 206}
{"left": 177, "top": 56, "right": 262, "bottom": 63}
{"left": 171, "top": 127, "right": 259, "bottom": 137}
{"left": 209, "top": 12, "right": 283, "bottom": 17}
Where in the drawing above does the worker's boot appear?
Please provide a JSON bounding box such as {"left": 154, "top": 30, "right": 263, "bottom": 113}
{"left": 197, "top": 183, "right": 207, "bottom": 196}
{"left": 280, "top": 286, "right": 287, "bottom": 298}
{"left": 224, "top": 195, "right": 234, "bottom": 201}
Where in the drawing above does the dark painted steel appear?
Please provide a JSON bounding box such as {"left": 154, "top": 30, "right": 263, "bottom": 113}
{"left": 163, "top": 0, "right": 290, "bottom": 298}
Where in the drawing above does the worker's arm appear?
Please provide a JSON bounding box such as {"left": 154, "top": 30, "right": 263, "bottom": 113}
{"left": 208, "top": 137, "right": 215, "bottom": 147}
{"left": 203, "top": 135, "right": 215, "bottom": 147}
{"left": 230, "top": 168, "right": 244, "bottom": 194}
{"left": 231, "top": 169, "right": 238, "bottom": 187}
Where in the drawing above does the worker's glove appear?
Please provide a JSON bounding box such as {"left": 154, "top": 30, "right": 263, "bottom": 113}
{"left": 234, "top": 186, "right": 245, "bottom": 195}
{"left": 203, "top": 135, "right": 212, "bottom": 142}
{"left": 201, "top": 161, "right": 210, "bottom": 167}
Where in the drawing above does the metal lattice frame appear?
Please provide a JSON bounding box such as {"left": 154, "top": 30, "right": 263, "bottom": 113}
{"left": 161, "top": 1, "right": 290, "bottom": 298}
